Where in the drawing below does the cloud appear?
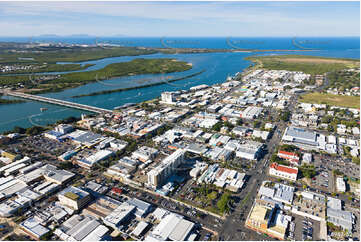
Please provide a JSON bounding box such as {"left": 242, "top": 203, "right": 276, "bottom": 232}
{"left": 0, "top": 1, "right": 359, "bottom": 37}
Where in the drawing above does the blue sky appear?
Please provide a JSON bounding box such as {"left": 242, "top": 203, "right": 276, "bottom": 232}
{"left": 0, "top": 1, "right": 359, "bottom": 37}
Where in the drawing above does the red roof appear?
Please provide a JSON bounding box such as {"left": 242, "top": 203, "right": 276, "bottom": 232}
{"left": 111, "top": 187, "right": 122, "bottom": 194}
{"left": 270, "top": 162, "right": 298, "bottom": 174}
{"left": 278, "top": 150, "right": 299, "bottom": 157}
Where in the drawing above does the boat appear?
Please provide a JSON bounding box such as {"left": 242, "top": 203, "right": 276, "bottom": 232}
{"left": 40, "top": 108, "right": 48, "bottom": 112}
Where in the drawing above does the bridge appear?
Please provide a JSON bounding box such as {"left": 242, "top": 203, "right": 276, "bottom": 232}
{"left": 4, "top": 91, "right": 114, "bottom": 114}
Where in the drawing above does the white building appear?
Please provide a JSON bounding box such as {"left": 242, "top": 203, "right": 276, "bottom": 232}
{"left": 161, "top": 92, "right": 176, "bottom": 104}
{"left": 58, "top": 186, "right": 91, "bottom": 210}
{"left": 269, "top": 163, "right": 298, "bottom": 181}
{"left": 145, "top": 212, "right": 195, "bottom": 241}
{"left": 336, "top": 177, "right": 346, "bottom": 193}
{"left": 148, "top": 149, "right": 185, "bottom": 188}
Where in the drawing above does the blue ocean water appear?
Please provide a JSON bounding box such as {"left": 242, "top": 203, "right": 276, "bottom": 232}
{"left": 0, "top": 37, "right": 359, "bottom": 132}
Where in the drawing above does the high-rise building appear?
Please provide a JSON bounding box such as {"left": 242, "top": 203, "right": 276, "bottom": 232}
{"left": 148, "top": 149, "right": 185, "bottom": 188}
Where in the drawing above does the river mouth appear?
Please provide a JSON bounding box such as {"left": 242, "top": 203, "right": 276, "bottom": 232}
{"left": 0, "top": 43, "right": 359, "bottom": 133}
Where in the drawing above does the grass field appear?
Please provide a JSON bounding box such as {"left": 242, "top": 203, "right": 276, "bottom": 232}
{"left": 245, "top": 54, "right": 360, "bottom": 75}
{"left": 299, "top": 92, "right": 360, "bottom": 109}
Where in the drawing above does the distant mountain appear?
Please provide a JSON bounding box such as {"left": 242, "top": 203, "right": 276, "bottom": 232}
{"left": 36, "top": 34, "right": 96, "bottom": 38}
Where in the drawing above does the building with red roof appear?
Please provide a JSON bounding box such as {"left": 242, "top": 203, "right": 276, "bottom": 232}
{"left": 277, "top": 150, "right": 300, "bottom": 165}
{"left": 269, "top": 162, "right": 298, "bottom": 181}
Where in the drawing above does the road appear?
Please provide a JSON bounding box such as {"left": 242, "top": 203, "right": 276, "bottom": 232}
{"left": 218, "top": 111, "right": 289, "bottom": 240}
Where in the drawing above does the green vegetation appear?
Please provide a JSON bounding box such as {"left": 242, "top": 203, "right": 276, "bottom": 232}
{"left": 279, "top": 144, "right": 299, "bottom": 152}
{"left": 72, "top": 70, "right": 204, "bottom": 98}
{"left": 245, "top": 54, "right": 360, "bottom": 75}
{"left": 333, "top": 169, "right": 344, "bottom": 176}
{"left": 352, "top": 156, "right": 360, "bottom": 165}
{"left": 328, "top": 69, "right": 360, "bottom": 91}
{"left": 299, "top": 164, "right": 316, "bottom": 179}
{"left": 0, "top": 46, "right": 157, "bottom": 64}
{"left": 25, "top": 126, "right": 46, "bottom": 135}
{"left": 211, "top": 122, "right": 223, "bottom": 132}
{"left": 279, "top": 110, "right": 291, "bottom": 122}
{"left": 217, "top": 192, "right": 232, "bottom": 214}
{"left": 0, "top": 58, "right": 193, "bottom": 94}
{"left": 299, "top": 92, "right": 360, "bottom": 109}
{"left": 270, "top": 152, "right": 290, "bottom": 166}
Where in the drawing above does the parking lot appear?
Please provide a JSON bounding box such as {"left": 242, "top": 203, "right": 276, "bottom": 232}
{"left": 314, "top": 154, "right": 360, "bottom": 180}
{"left": 311, "top": 166, "right": 332, "bottom": 191}
{"left": 293, "top": 215, "right": 320, "bottom": 241}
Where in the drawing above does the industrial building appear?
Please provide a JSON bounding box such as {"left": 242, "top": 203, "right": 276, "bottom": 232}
{"left": 20, "top": 217, "right": 50, "bottom": 240}
{"left": 55, "top": 214, "right": 109, "bottom": 241}
{"left": 145, "top": 213, "right": 195, "bottom": 241}
{"left": 282, "top": 126, "right": 318, "bottom": 149}
{"left": 102, "top": 203, "right": 136, "bottom": 230}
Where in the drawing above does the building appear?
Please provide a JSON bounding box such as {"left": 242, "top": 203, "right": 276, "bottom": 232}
{"left": 327, "top": 208, "right": 353, "bottom": 232}
{"left": 132, "top": 221, "right": 149, "bottom": 238}
{"left": 302, "top": 153, "right": 313, "bottom": 164}
{"left": 41, "top": 164, "right": 75, "bottom": 185}
{"left": 127, "top": 198, "right": 152, "bottom": 218}
{"left": 132, "top": 146, "right": 158, "bottom": 162}
{"left": 20, "top": 217, "right": 50, "bottom": 240}
{"left": 246, "top": 203, "right": 291, "bottom": 240}
{"left": 258, "top": 182, "right": 295, "bottom": 205}
{"left": 282, "top": 126, "right": 318, "bottom": 149}
{"left": 241, "top": 106, "right": 263, "bottom": 119}
{"left": 269, "top": 163, "right": 298, "bottom": 181}
{"left": 55, "top": 214, "right": 109, "bottom": 241}
{"left": 55, "top": 124, "right": 74, "bottom": 134}
{"left": 277, "top": 150, "right": 300, "bottom": 164}
{"left": 145, "top": 212, "right": 195, "bottom": 241}
{"left": 83, "top": 195, "right": 122, "bottom": 219}
{"left": 336, "top": 177, "right": 346, "bottom": 193}
{"left": 58, "top": 186, "right": 91, "bottom": 210}
{"left": 147, "top": 149, "right": 185, "bottom": 188}
{"left": 161, "top": 92, "right": 176, "bottom": 104}
{"left": 77, "top": 149, "right": 114, "bottom": 169}
{"left": 0, "top": 156, "right": 31, "bottom": 176}
{"left": 102, "top": 203, "right": 136, "bottom": 230}
{"left": 235, "top": 141, "right": 263, "bottom": 160}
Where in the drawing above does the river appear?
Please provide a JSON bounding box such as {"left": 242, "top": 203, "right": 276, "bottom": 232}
{"left": 0, "top": 38, "right": 359, "bottom": 133}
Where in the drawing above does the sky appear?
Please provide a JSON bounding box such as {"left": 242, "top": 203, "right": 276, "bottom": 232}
{"left": 0, "top": 1, "right": 359, "bottom": 37}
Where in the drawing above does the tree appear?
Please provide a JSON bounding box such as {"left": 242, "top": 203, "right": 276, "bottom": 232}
{"left": 236, "top": 119, "right": 243, "bottom": 126}
{"left": 26, "top": 126, "right": 45, "bottom": 135}
{"left": 217, "top": 192, "right": 231, "bottom": 213}
{"left": 352, "top": 157, "right": 360, "bottom": 165}
{"left": 12, "top": 126, "right": 26, "bottom": 134}
{"left": 212, "top": 122, "right": 222, "bottom": 132}
{"left": 224, "top": 121, "right": 234, "bottom": 129}
{"left": 279, "top": 110, "right": 291, "bottom": 122}
{"left": 253, "top": 120, "right": 261, "bottom": 128}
